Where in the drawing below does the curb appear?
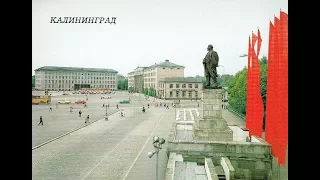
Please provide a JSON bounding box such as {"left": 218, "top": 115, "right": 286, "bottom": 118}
{"left": 32, "top": 109, "right": 121, "bottom": 150}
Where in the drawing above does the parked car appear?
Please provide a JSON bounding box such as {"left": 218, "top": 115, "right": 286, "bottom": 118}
{"left": 119, "top": 100, "right": 130, "bottom": 104}
{"left": 75, "top": 100, "right": 86, "bottom": 104}
{"left": 32, "top": 101, "right": 39, "bottom": 105}
{"left": 58, "top": 100, "right": 71, "bottom": 104}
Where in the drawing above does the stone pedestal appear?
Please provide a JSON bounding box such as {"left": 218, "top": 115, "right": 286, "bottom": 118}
{"left": 193, "top": 88, "right": 233, "bottom": 141}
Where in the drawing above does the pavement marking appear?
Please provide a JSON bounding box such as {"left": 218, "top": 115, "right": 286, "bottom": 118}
{"left": 81, "top": 114, "right": 153, "bottom": 180}
{"left": 121, "top": 115, "right": 164, "bottom": 180}
{"left": 32, "top": 109, "right": 120, "bottom": 150}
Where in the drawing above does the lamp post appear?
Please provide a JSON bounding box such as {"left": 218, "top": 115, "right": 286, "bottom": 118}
{"left": 105, "top": 105, "right": 108, "bottom": 121}
{"left": 148, "top": 136, "right": 165, "bottom": 180}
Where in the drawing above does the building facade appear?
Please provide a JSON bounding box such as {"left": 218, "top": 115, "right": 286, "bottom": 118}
{"left": 128, "top": 67, "right": 147, "bottom": 93}
{"left": 158, "top": 77, "right": 203, "bottom": 100}
{"left": 34, "top": 66, "right": 118, "bottom": 91}
{"left": 128, "top": 60, "right": 185, "bottom": 95}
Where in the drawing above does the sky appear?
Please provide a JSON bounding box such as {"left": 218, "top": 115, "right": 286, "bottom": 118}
{"left": 32, "top": 0, "right": 288, "bottom": 77}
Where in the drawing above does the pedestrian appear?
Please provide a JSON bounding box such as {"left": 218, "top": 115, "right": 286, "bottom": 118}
{"left": 117, "top": 104, "right": 118, "bottom": 109}
{"left": 84, "top": 103, "right": 87, "bottom": 108}
{"left": 85, "top": 115, "right": 89, "bottom": 123}
{"left": 148, "top": 104, "right": 149, "bottom": 108}
{"left": 70, "top": 107, "right": 73, "bottom": 113}
{"left": 122, "top": 110, "right": 125, "bottom": 117}
{"left": 108, "top": 104, "right": 110, "bottom": 108}
{"left": 102, "top": 103, "right": 105, "bottom": 107}
{"left": 142, "top": 106, "right": 145, "bottom": 113}
{"left": 198, "top": 103, "right": 199, "bottom": 108}
{"left": 38, "top": 116, "right": 43, "bottom": 126}
{"left": 79, "top": 110, "right": 82, "bottom": 117}
{"left": 49, "top": 107, "right": 52, "bottom": 111}
{"left": 166, "top": 105, "right": 169, "bottom": 109}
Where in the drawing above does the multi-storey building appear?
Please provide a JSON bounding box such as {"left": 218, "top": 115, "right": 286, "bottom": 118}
{"left": 127, "top": 60, "right": 185, "bottom": 96}
{"left": 34, "top": 66, "right": 118, "bottom": 91}
{"left": 158, "top": 77, "right": 203, "bottom": 100}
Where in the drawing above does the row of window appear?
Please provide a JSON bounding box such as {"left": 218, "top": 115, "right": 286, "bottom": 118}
{"left": 42, "top": 84, "right": 115, "bottom": 89}
{"left": 42, "top": 76, "right": 116, "bottom": 80}
{"left": 169, "top": 91, "right": 198, "bottom": 98}
{"left": 43, "top": 80, "right": 116, "bottom": 84}
{"left": 44, "top": 71, "right": 116, "bottom": 76}
{"left": 166, "top": 83, "right": 199, "bottom": 88}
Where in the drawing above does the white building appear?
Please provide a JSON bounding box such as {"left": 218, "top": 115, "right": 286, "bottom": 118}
{"left": 127, "top": 60, "right": 185, "bottom": 96}
{"left": 34, "top": 66, "right": 118, "bottom": 91}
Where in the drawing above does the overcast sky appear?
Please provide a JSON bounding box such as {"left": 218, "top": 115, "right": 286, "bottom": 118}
{"left": 32, "top": 0, "right": 288, "bottom": 77}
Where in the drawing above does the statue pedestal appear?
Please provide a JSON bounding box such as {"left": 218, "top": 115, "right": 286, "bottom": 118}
{"left": 193, "top": 88, "right": 233, "bottom": 141}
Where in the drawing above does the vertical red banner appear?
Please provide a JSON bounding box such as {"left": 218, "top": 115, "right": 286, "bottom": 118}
{"left": 265, "top": 21, "right": 276, "bottom": 154}
{"left": 250, "top": 39, "right": 264, "bottom": 137}
{"left": 273, "top": 15, "right": 282, "bottom": 162}
{"left": 278, "top": 10, "right": 288, "bottom": 165}
{"left": 246, "top": 36, "right": 253, "bottom": 134}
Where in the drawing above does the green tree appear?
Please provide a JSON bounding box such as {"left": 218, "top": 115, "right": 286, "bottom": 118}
{"left": 117, "top": 78, "right": 128, "bottom": 90}
{"left": 228, "top": 68, "right": 248, "bottom": 115}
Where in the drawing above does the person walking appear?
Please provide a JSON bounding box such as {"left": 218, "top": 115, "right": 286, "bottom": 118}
{"left": 38, "top": 116, "right": 43, "bottom": 126}
{"left": 79, "top": 110, "right": 82, "bottom": 117}
{"left": 85, "top": 115, "right": 90, "bottom": 123}
{"left": 49, "top": 107, "right": 52, "bottom": 111}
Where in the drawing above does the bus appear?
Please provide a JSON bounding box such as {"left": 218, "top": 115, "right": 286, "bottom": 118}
{"left": 32, "top": 95, "right": 51, "bottom": 104}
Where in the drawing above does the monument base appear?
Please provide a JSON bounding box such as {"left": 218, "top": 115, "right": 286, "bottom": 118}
{"left": 193, "top": 125, "right": 233, "bottom": 141}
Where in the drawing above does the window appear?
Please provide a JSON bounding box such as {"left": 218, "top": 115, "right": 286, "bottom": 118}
{"left": 170, "top": 91, "right": 173, "bottom": 97}
{"left": 188, "top": 84, "right": 192, "bottom": 88}
{"left": 182, "top": 91, "right": 186, "bottom": 97}
{"left": 195, "top": 91, "right": 198, "bottom": 98}
{"left": 170, "top": 84, "right": 173, "bottom": 88}
{"left": 195, "top": 84, "right": 198, "bottom": 88}
{"left": 182, "top": 84, "right": 186, "bottom": 88}
{"left": 176, "top": 91, "right": 179, "bottom": 97}
{"left": 176, "top": 84, "right": 180, "bottom": 88}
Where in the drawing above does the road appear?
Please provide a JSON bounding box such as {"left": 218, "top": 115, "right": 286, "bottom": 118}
{"left": 32, "top": 91, "right": 175, "bottom": 180}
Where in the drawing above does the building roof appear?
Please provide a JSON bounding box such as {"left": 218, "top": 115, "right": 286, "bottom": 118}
{"left": 34, "top": 66, "right": 118, "bottom": 73}
{"left": 159, "top": 77, "right": 202, "bottom": 83}
{"left": 148, "top": 60, "right": 184, "bottom": 68}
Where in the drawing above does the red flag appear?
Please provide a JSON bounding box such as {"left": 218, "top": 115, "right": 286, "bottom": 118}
{"left": 246, "top": 36, "right": 253, "bottom": 134}
{"left": 252, "top": 32, "right": 258, "bottom": 52}
{"left": 265, "top": 21, "right": 276, "bottom": 154}
{"left": 271, "top": 15, "right": 281, "bottom": 162}
{"left": 257, "top": 29, "right": 262, "bottom": 56}
{"left": 277, "top": 10, "right": 288, "bottom": 165}
{"left": 249, "top": 40, "right": 264, "bottom": 137}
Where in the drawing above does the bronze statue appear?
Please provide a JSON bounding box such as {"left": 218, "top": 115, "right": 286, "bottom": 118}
{"left": 203, "top": 44, "right": 219, "bottom": 88}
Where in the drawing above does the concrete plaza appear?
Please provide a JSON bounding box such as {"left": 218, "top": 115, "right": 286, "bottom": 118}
{"left": 32, "top": 91, "right": 259, "bottom": 180}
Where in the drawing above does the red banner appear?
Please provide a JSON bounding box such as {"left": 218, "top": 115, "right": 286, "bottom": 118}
{"left": 257, "top": 29, "right": 262, "bottom": 56}
{"left": 250, "top": 40, "right": 264, "bottom": 137}
{"left": 246, "top": 36, "right": 253, "bottom": 134}
{"left": 265, "top": 21, "right": 276, "bottom": 153}
{"left": 277, "top": 10, "right": 288, "bottom": 165}
{"left": 246, "top": 32, "right": 263, "bottom": 137}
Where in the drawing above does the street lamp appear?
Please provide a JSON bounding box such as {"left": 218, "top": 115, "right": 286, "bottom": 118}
{"left": 148, "top": 136, "right": 166, "bottom": 180}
